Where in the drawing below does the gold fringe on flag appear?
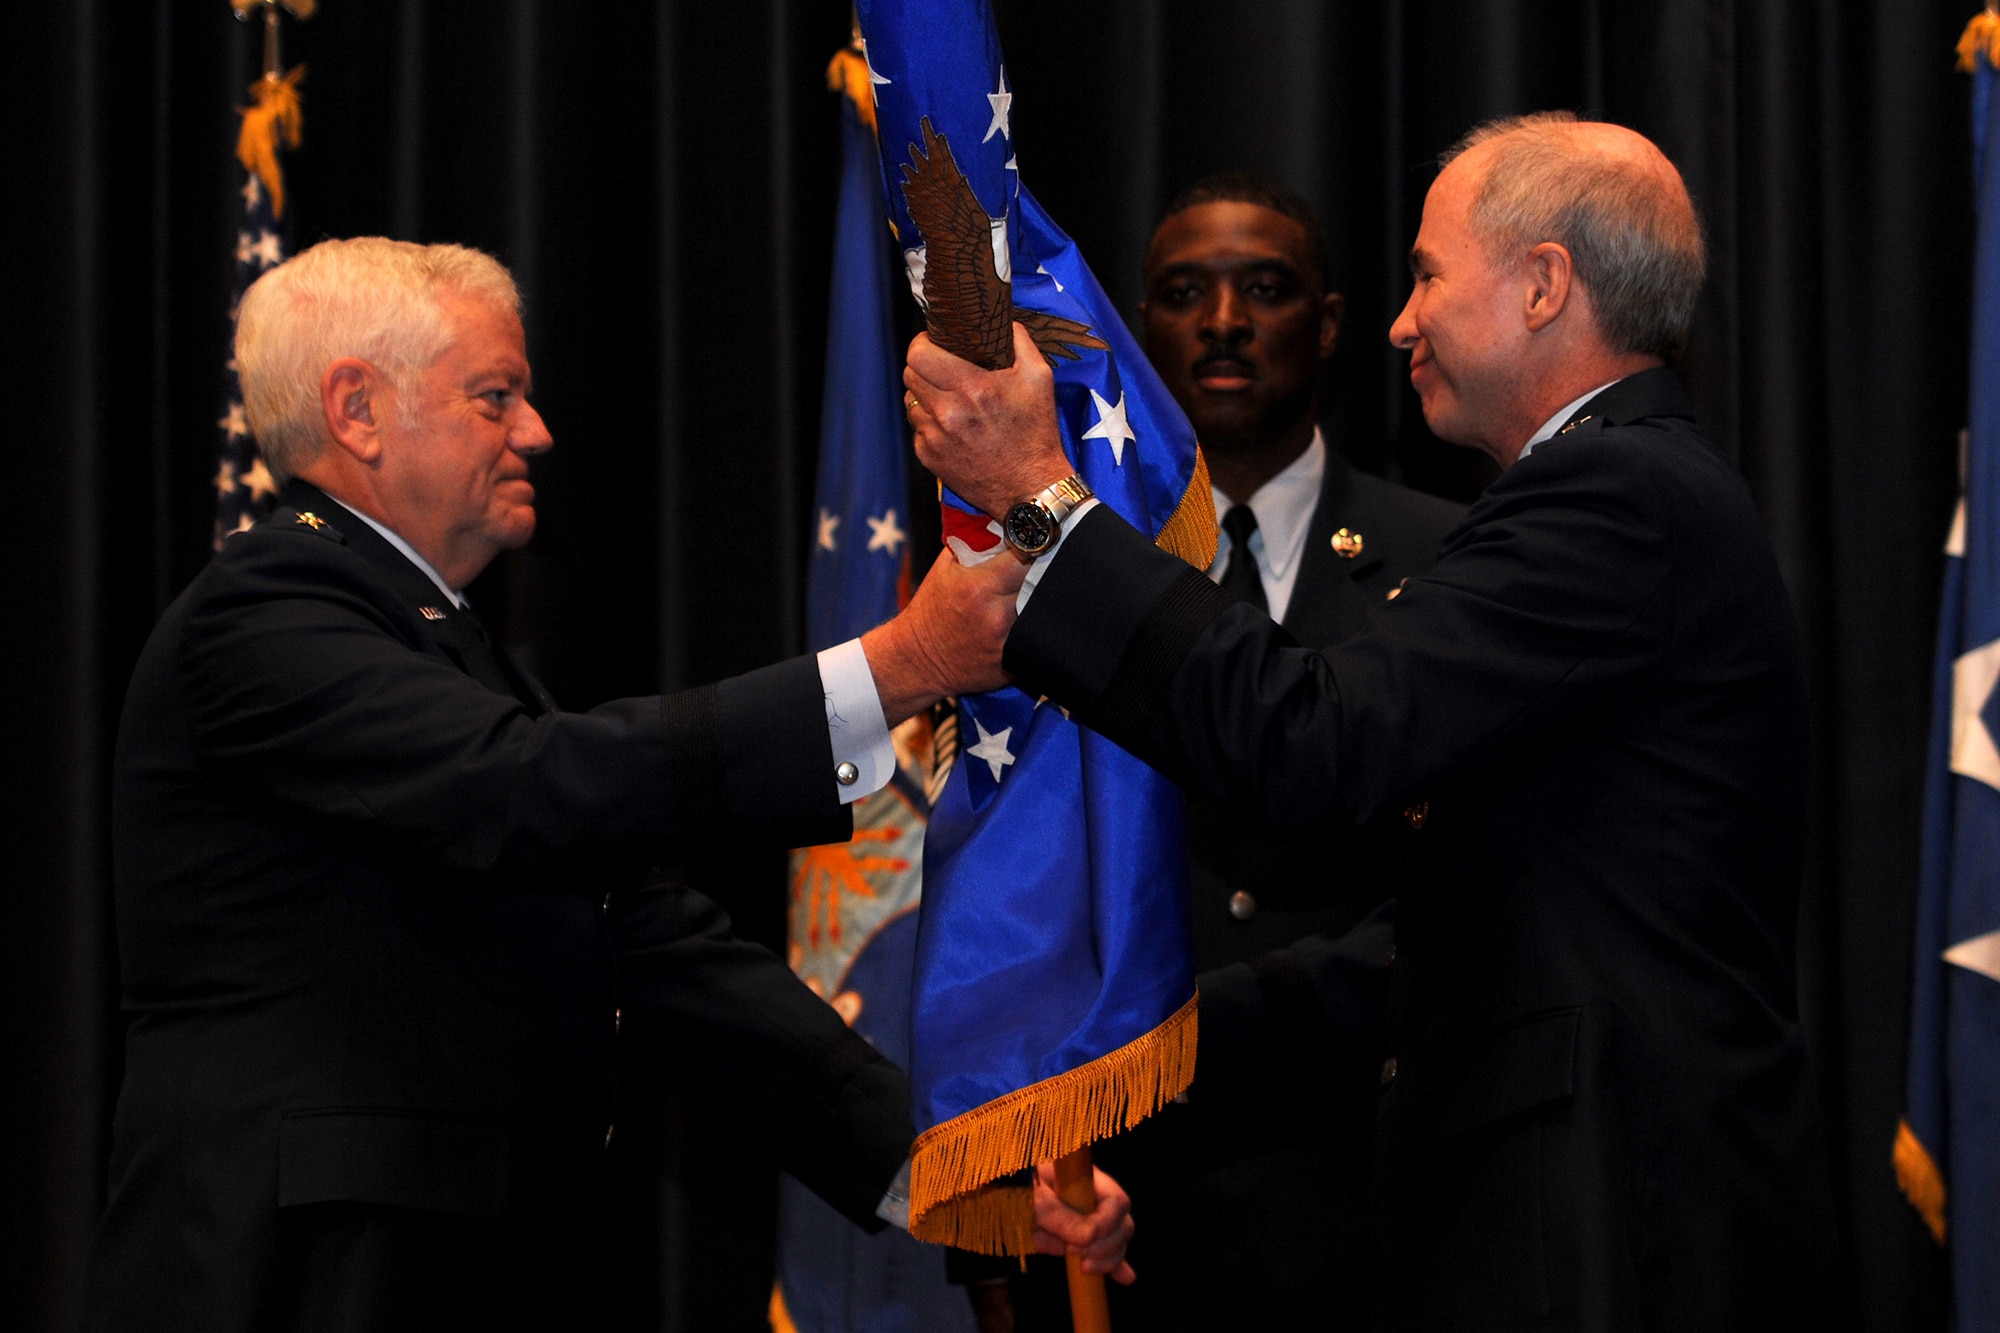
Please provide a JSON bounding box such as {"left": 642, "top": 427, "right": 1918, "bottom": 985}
{"left": 1959, "top": 4, "right": 2000, "bottom": 73}
{"left": 908, "top": 992, "right": 1198, "bottom": 1254}
{"left": 827, "top": 47, "right": 879, "bottom": 135}
{"left": 1894, "top": 1117, "right": 1947, "bottom": 1244}
{"left": 1154, "top": 445, "right": 1220, "bottom": 571}
{"left": 236, "top": 66, "right": 306, "bottom": 219}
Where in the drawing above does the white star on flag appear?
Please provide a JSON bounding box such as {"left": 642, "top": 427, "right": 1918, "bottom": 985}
{"left": 252, "top": 230, "right": 284, "bottom": 268}
{"left": 214, "top": 458, "right": 238, "bottom": 497}
{"left": 218, "top": 401, "right": 249, "bottom": 439}
{"left": 966, "top": 717, "right": 1017, "bottom": 782}
{"left": 241, "top": 455, "right": 278, "bottom": 501}
{"left": 241, "top": 175, "right": 262, "bottom": 209}
{"left": 1945, "top": 929, "right": 2000, "bottom": 984}
{"left": 867, "top": 509, "right": 907, "bottom": 555}
{"left": 859, "top": 38, "right": 890, "bottom": 85}
{"left": 1950, "top": 638, "right": 2000, "bottom": 791}
{"left": 1082, "top": 388, "right": 1136, "bottom": 466}
{"left": 235, "top": 231, "right": 257, "bottom": 266}
{"left": 983, "top": 67, "right": 1012, "bottom": 143}
{"left": 817, "top": 508, "right": 841, "bottom": 551}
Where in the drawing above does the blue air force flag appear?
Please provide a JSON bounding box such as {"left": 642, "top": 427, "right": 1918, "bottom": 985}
{"left": 775, "top": 45, "right": 973, "bottom": 1333}
{"left": 1898, "top": 16, "right": 2000, "bottom": 1326}
{"left": 857, "top": 0, "right": 1217, "bottom": 1255}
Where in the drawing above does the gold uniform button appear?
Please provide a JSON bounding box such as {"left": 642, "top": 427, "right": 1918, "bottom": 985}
{"left": 1404, "top": 801, "right": 1429, "bottom": 830}
{"left": 1380, "top": 1057, "right": 1398, "bottom": 1087}
{"left": 835, "top": 761, "right": 860, "bottom": 786}
{"left": 1227, "top": 890, "right": 1258, "bottom": 921}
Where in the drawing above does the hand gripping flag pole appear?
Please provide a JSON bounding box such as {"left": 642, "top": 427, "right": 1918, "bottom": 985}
{"left": 856, "top": 3, "right": 1216, "bottom": 1325}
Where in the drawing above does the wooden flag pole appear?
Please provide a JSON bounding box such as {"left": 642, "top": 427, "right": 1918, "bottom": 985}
{"left": 1053, "top": 1148, "right": 1112, "bottom": 1333}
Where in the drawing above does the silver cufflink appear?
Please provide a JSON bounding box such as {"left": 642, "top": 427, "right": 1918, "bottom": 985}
{"left": 836, "top": 761, "right": 860, "bottom": 786}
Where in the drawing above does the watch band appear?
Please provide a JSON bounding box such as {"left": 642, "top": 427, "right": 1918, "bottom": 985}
{"left": 1036, "top": 474, "right": 1094, "bottom": 523}
{"left": 1002, "top": 473, "right": 1094, "bottom": 558}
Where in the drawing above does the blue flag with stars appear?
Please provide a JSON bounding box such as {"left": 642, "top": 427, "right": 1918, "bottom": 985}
{"left": 1899, "top": 17, "right": 2000, "bottom": 1326}
{"left": 858, "top": 0, "right": 1216, "bottom": 1255}
{"left": 774, "top": 45, "right": 974, "bottom": 1333}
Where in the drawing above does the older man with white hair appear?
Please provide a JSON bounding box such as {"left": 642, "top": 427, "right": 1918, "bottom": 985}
{"left": 81, "top": 237, "right": 1109, "bottom": 1332}
{"left": 904, "top": 113, "right": 1841, "bottom": 1328}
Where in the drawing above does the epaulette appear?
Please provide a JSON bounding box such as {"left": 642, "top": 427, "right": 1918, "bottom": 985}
{"left": 273, "top": 507, "right": 349, "bottom": 545}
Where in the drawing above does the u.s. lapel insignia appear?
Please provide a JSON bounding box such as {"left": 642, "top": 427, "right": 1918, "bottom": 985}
{"left": 1330, "top": 528, "right": 1365, "bottom": 559}
{"left": 1558, "top": 414, "right": 1594, "bottom": 435}
{"left": 418, "top": 606, "right": 447, "bottom": 621}
{"left": 295, "top": 511, "right": 328, "bottom": 531}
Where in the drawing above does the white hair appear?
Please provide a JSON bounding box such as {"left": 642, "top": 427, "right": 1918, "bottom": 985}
{"left": 1443, "top": 112, "right": 1707, "bottom": 359}
{"left": 234, "top": 237, "right": 520, "bottom": 484}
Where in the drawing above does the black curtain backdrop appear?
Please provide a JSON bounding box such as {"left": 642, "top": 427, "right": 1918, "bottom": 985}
{"left": 1, "top": 1, "right": 1968, "bottom": 1329}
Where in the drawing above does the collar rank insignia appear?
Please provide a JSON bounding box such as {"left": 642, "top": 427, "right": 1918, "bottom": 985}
{"left": 418, "top": 606, "right": 448, "bottom": 621}
{"left": 1559, "top": 414, "right": 1594, "bottom": 435}
{"left": 295, "top": 511, "right": 329, "bottom": 532}
{"left": 1330, "top": 528, "right": 1365, "bottom": 558}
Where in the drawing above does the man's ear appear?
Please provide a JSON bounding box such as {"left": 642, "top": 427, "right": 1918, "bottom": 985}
{"left": 321, "top": 358, "right": 386, "bottom": 465}
{"left": 1319, "top": 291, "right": 1345, "bottom": 360}
{"left": 1523, "top": 242, "right": 1574, "bottom": 335}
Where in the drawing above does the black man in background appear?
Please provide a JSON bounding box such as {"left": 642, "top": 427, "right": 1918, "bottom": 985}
{"left": 954, "top": 175, "right": 1463, "bottom": 1330}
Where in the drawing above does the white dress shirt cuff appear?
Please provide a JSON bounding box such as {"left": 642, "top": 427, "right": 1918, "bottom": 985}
{"left": 817, "top": 638, "right": 895, "bottom": 805}
{"left": 874, "top": 1156, "right": 913, "bottom": 1229}
{"left": 1015, "top": 496, "right": 1101, "bottom": 613}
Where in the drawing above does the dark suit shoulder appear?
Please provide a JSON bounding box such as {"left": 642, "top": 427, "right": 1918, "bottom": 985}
{"left": 197, "top": 504, "right": 430, "bottom": 646}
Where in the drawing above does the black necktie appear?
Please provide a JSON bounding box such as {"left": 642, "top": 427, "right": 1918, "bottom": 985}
{"left": 1219, "top": 504, "right": 1268, "bottom": 612}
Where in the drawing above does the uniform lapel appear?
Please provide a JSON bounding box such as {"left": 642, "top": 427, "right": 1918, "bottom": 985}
{"left": 283, "top": 482, "right": 550, "bottom": 713}
{"left": 1283, "top": 452, "right": 1383, "bottom": 647}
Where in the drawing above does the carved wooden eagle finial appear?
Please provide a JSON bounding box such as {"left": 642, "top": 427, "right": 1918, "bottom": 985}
{"left": 899, "top": 117, "right": 1108, "bottom": 371}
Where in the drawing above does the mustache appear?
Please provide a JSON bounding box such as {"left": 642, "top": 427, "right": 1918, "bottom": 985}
{"left": 1193, "top": 350, "right": 1256, "bottom": 375}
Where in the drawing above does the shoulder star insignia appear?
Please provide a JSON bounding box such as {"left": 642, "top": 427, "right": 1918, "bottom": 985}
{"left": 295, "top": 511, "right": 328, "bottom": 531}
{"left": 1330, "top": 528, "right": 1365, "bottom": 558}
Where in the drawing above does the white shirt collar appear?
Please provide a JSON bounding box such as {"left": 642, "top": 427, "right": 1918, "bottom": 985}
{"left": 1209, "top": 427, "right": 1325, "bottom": 582}
{"left": 1518, "top": 377, "right": 1627, "bottom": 460}
{"left": 340, "top": 505, "right": 469, "bottom": 608}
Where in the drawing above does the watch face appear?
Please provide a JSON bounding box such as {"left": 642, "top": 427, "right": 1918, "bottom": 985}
{"left": 1005, "top": 501, "right": 1056, "bottom": 555}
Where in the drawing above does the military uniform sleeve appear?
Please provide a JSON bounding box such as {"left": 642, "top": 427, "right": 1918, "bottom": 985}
{"left": 1005, "top": 438, "right": 1677, "bottom": 828}
{"left": 608, "top": 875, "right": 914, "bottom": 1230}
{"left": 179, "top": 530, "right": 848, "bottom": 877}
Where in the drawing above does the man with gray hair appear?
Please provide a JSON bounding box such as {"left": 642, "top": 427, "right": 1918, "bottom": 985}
{"left": 900, "top": 115, "right": 1840, "bottom": 1327}
{"left": 83, "top": 237, "right": 1116, "bottom": 1331}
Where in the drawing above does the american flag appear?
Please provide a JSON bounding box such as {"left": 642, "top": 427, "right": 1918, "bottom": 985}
{"left": 213, "top": 69, "right": 301, "bottom": 546}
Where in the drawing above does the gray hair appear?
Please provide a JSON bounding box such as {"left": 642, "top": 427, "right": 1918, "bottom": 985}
{"left": 234, "top": 237, "right": 521, "bottom": 485}
{"left": 1442, "top": 112, "right": 1706, "bottom": 359}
